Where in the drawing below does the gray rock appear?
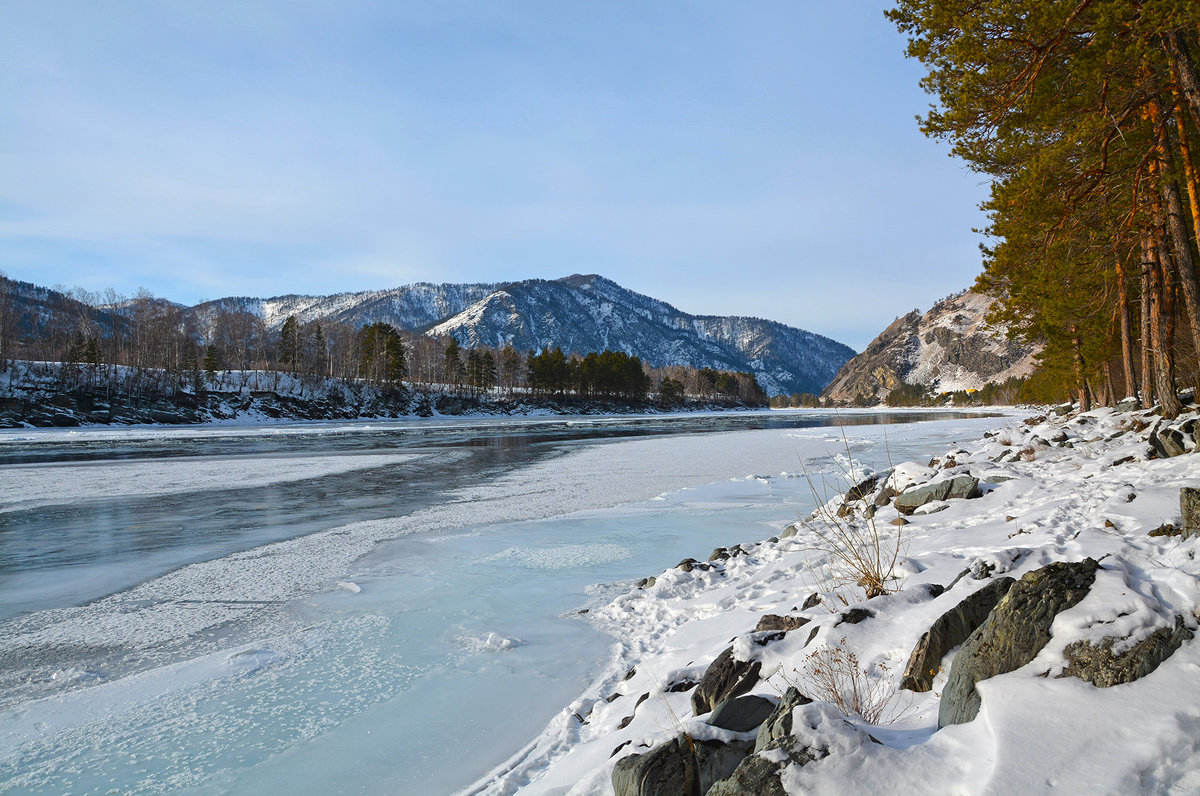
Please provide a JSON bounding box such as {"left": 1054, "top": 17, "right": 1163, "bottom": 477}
{"left": 1182, "top": 488, "right": 1200, "bottom": 539}
{"left": 708, "top": 548, "right": 731, "bottom": 562}
{"left": 1052, "top": 402, "right": 1073, "bottom": 416}
{"left": 844, "top": 473, "right": 881, "bottom": 502}
{"left": 708, "top": 695, "right": 827, "bottom": 796}
{"left": 1115, "top": 397, "right": 1140, "bottom": 412}
{"left": 611, "top": 734, "right": 754, "bottom": 796}
{"left": 1148, "top": 421, "right": 1190, "bottom": 458}
{"left": 939, "top": 558, "right": 1100, "bottom": 727}
{"left": 705, "top": 751, "right": 791, "bottom": 796}
{"left": 708, "top": 695, "right": 777, "bottom": 732}
{"left": 901, "top": 577, "right": 1016, "bottom": 692}
{"left": 754, "top": 686, "right": 811, "bottom": 753}
{"left": 895, "top": 475, "right": 981, "bottom": 515}
{"left": 754, "top": 614, "right": 810, "bottom": 633}
{"left": 838, "top": 607, "right": 873, "bottom": 625}
{"left": 691, "top": 647, "right": 763, "bottom": 715}
{"left": 801, "top": 593, "right": 821, "bottom": 610}
{"left": 1059, "top": 617, "right": 1193, "bottom": 687}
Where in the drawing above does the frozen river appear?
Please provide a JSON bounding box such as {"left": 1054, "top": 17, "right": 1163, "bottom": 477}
{"left": 0, "top": 409, "right": 1008, "bottom": 794}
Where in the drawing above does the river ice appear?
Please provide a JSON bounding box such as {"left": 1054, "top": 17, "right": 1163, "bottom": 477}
{"left": 0, "top": 411, "right": 1010, "bottom": 794}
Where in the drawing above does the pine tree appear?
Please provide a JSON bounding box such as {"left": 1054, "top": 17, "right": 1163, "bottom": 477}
{"left": 279, "top": 315, "right": 300, "bottom": 373}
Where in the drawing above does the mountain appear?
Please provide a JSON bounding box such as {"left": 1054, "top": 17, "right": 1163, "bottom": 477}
{"left": 820, "top": 289, "right": 1041, "bottom": 404}
{"left": 193, "top": 274, "right": 854, "bottom": 396}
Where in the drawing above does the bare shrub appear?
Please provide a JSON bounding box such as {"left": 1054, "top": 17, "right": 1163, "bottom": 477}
{"left": 796, "top": 638, "right": 909, "bottom": 724}
{"left": 798, "top": 429, "right": 904, "bottom": 600}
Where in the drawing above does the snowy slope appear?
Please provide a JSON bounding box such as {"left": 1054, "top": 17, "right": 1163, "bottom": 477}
{"left": 471, "top": 406, "right": 1200, "bottom": 795}
{"left": 822, "top": 290, "right": 1040, "bottom": 404}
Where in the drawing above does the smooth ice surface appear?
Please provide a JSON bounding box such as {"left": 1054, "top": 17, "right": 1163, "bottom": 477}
{"left": 0, "top": 409, "right": 1009, "bottom": 795}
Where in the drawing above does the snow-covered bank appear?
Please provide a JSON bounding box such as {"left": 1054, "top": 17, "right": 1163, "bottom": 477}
{"left": 472, "top": 406, "right": 1200, "bottom": 795}
{"left": 0, "top": 360, "right": 762, "bottom": 430}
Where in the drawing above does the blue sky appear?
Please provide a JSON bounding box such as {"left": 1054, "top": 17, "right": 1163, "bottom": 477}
{"left": 0, "top": 1, "right": 989, "bottom": 350}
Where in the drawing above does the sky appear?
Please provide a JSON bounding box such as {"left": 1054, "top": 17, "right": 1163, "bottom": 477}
{"left": 0, "top": 1, "right": 991, "bottom": 351}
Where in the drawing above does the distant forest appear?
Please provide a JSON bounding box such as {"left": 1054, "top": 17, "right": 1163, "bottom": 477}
{"left": 0, "top": 277, "right": 767, "bottom": 406}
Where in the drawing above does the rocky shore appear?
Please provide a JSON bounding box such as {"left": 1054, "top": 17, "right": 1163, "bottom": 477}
{"left": 0, "top": 365, "right": 761, "bottom": 429}
{"left": 472, "top": 403, "right": 1200, "bottom": 795}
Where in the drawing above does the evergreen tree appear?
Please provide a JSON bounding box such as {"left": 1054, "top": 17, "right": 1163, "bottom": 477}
{"left": 279, "top": 315, "right": 300, "bottom": 372}
{"left": 443, "top": 338, "right": 463, "bottom": 388}
{"left": 357, "top": 322, "right": 406, "bottom": 385}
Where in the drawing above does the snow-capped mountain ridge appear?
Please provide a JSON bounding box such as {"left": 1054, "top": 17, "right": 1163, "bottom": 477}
{"left": 195, "top": 274, "right": 854, "bottom": 396}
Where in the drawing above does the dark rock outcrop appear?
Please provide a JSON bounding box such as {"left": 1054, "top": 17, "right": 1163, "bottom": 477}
{"left": 901, "top": 577, "right": 1016, "bottom": 692}
{"left": 895, "top": 475, "right": 981, "bottom": 515}
{"left": 1059, "top": 617, "right": 1193, "bottom": 687}
{"left": 1148, "top": 420, "right": 1193, "bottom": 459}
{"left": 707, "top": 695, "right": 777, "bottom": 733}
{"left": 939, "top": 558, "right": 1100, "bottom": 727}
{"left": 691, "top": 647, "right": 763, "bottom": 716}
{"left": 754, "top": 614, "right": 810, "bottom": 633}
{"left": 611, "top": 734, "right": 753, "bottom": 796}
{"left": 753, "top": 687, "right": 811, "bottom": 752}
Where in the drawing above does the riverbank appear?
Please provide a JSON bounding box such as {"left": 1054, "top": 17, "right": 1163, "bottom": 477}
{"left": 471, "top": 404, "right": 1200, "bottom": 794}
{"left": 0, "top": 361, "right": 764, "bottom": 428}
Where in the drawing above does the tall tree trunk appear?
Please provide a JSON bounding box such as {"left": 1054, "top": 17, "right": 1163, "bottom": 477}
{"left": 1141, "top": 235, "right": 1157, "bottom": 408}
{"left": 1152, "top": 101, "right": 1200, "bottom": 382}
{"left": 1071, "top": 326, "right": 1092, "bottom": 412}
{"left": 1151, "top": 231, "right": 1185, "bottom": 418}
{"left": 1175, "top": 104, "right": 1200, "bottom": 244}
{"left": 1166, "top": 32, "right": 1200, "bottom": 127}
{"left": 1100, "top": 362, "right": 1114, "bottom": 406}
{"left": 1117, "top": 258, "right": 1137, "bottom": 401}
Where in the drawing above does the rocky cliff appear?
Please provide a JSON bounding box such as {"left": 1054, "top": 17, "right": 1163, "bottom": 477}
{"left": 820, "top": 290, "right": 1040, "bottom": 404}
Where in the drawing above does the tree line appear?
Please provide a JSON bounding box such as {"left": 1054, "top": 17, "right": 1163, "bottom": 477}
{"left": 0, "top": 277, "right": 766, "bottom": 405}
{"left": 888, "top": 1, "right": 1200, "bottom": 417}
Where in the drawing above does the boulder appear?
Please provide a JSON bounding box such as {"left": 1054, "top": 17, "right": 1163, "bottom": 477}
{"left": 1114, "top": 397, "right": 1140, "bottom": 412}
{"left": 705, "top": 750, "right": 793, "bottom": 796}
{"left": 611, "top": 734, "right": 753, "bottom": 796}
{"left": 844, "top": 473, "right": 881, "bottom": 502}
{"left": 1059, "top": 617, "right": 1193, "bottom": 687}
{"left": 708, "top": 695, "right": 777, "bottom": 732}
{"left": 1182, "top": 488, "right": 1200, "bottom": 540}
{"left": 838, "top": 607, "right": 873, "bottom": 625}
{"left": 900, "top": 577, "right": 1016, "bottom": 692}
{"left": 1148, "top": 421, "right": 1191, "bottom": 458}
{"left": 754, "top": 614, "right": 810, "bottom": 633}
{"left": 938, "top": 558, "right": 1100, "bottom": 727}
{"left": 754, "top": 686, "right": 811, "bottom": 752}
{"left": 895, "top": 475, "right": 981, "bottom": 515}
{"left": 801, "top": 593, "right": 821, "bottom": 610}
{"left": 691, "top": 647, "right": 763, "bottom": 715}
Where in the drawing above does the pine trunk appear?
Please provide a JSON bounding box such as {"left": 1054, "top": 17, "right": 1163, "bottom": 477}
{"left": 1155, "top": 119, "right": 1200, "bottom": 384}
{"left": 1100, "top": 362, "right": 1114, "bottom": 407}
{"left": 1071, "top": 327, "right": 1092, "bottom": 412}
{"left": 1151, "top": 232, "right": 1184, "bottom": 418}
{"left": 1117, "top": 259, "right": 1137, "bottom": 401}
{"left": 1140, "top": 235, "right": 1157, "bottom": 408}
{"left": 1166, "top": 32, "right": 1200, "bottom": 127}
